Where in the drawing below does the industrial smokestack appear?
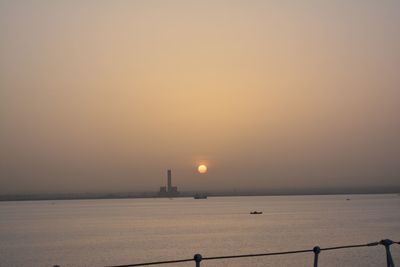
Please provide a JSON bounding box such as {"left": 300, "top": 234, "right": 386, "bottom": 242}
{"left": 167, "top": 169, "right": 172, "bottom": 192}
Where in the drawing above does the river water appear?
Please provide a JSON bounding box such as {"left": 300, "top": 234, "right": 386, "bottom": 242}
{"left": 0, "top": 194, "right": 399, "bottom": 266}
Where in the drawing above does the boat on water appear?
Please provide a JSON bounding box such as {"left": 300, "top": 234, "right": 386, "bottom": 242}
{"left": 250, "top": 211, "right": 262, "bottom": 214}
{"left": 194, "top": 194, "right": 207, "bottom": 199}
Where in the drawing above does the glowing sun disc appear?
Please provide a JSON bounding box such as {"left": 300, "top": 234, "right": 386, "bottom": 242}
{"left": 198, "top": 164, "right": 208, "bottom": 174}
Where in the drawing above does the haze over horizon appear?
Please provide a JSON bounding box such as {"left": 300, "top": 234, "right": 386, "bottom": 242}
{"left": 1, "top": 1, "right": 400, "bottom": 195}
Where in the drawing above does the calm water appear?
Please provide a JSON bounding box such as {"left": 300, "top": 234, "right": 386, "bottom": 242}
{"left": 0, "top": 194, "right": 399, "bottom": 267}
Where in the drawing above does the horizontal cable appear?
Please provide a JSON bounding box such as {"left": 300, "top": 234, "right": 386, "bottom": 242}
{"left": 321, "top": 242, "right": 379, "bottom": 251}
{"left": 203, "top": 249, "right": 312, "bottom": 261}
{"left": 107, "top": 258, "right": 193, "bottom": 267}
{"left": 107, "top": 240, "right": 395, "bottom": 267}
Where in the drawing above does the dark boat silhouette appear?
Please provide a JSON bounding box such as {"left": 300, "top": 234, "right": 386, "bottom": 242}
{"left": 250, "top": 211, "right": 262, "bottom": 214}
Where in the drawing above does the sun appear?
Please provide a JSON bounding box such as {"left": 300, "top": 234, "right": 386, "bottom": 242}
{"left": 197, "top": 164, "right": 208, "bottom": 174}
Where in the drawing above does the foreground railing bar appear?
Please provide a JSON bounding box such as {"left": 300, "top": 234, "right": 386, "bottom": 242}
{"left": 109, "top": 242, "right": 379, "bottom": 267}
{"left": 106, "top": 249, "right": 315, "bottom": 267}
{"left": 107, "top": 258, "right": 193, "bottom": 267}
{"left": 313, "top": 246, "right": 320, "bottom": 267}
{"left": 380, "top": 239, "right": 396, "bottom": 267}
{"left": 202, "top": 248, "right": 313, "bottom": 261}
{"left": 320, "top": 242, "right": 379, "bottom": 251}
{"left": 102, "top": 240, "right": 399, "bottom": 267}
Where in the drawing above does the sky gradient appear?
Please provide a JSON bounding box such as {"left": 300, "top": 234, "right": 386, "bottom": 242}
{"left": 1, "top": 0, "right": 400, "bottom": 194}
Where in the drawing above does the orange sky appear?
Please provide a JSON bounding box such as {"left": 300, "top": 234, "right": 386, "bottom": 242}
{"left": 1, "top": 1, "right": 400, "bottom": 194}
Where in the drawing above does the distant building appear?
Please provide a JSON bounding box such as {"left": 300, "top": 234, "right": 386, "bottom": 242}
{"left": 158, "top": 169, "right": 179, "bottom": 196}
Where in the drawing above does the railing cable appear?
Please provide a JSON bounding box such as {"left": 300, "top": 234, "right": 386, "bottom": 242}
{"left": 107, "top": 258, "right": 194, "bottom": 267}
{"left": 99, "top": 239, "right": 398, "bottom": 267}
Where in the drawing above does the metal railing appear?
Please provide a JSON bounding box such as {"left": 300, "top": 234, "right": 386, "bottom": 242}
{"left": 53, "top": 239, "right": 399, "bottom": 267}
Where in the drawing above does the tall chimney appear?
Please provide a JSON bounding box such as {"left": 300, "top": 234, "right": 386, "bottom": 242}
{"left": 167, "top": 169, "right": 172, "bottom": 192}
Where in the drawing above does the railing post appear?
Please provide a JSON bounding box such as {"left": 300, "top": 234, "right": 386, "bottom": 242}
{"left": 313, "top": 246, "right": 321, "bottom": 267}
{"left": 380, "top": 239, "right": 395, "bottom": 267}
{"left": 194, "top": 254, "right": 202, "bottom": 267}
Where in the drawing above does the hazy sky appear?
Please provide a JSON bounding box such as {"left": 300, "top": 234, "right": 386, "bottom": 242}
{"left": 1, "top": 1, "right": 400, "bottom": 194}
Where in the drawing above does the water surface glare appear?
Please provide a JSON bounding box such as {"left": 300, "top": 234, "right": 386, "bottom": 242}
{"left": 0, "top": 195, "right": 399, "bottom": 266}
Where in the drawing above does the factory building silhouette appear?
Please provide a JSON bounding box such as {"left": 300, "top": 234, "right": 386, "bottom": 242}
{"left": 158, "top": 169, "right": 179, "bottom": 196}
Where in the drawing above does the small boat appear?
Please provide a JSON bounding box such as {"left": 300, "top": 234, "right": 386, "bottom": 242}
{"left": 250, "top": 211, "right": 262, "bottom": 214}
{"left": 194, "top": 194, "right": 207, "bottom": 199}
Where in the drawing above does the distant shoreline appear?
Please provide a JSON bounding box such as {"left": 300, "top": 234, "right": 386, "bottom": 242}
{"left": 1, "top": 188, "right": 399, "bottom": 202}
